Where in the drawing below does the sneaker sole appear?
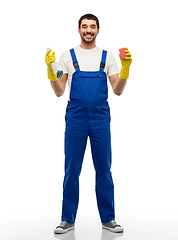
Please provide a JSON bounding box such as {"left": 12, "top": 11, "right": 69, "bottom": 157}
{"left": 102, "top": 225, "right": 124, "bottom": 233}
{"left": 54, "top": 226, "right": 75, "bottom": 234}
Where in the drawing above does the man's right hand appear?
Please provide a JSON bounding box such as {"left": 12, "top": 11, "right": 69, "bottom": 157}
{"left": 45, "top": 49, "right": 56, "bottom": 67}
{"left": 45, "top": 49, "right": 57, "bottom": 81}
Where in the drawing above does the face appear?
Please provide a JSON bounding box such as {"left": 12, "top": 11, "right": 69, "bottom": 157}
{"left": 78, "top": 19, "right": 99, "bottom": 44}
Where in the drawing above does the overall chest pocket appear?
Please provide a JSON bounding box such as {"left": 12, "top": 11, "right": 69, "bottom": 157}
{"left": 70, "top": 72, "right": 108, "bottom": 103}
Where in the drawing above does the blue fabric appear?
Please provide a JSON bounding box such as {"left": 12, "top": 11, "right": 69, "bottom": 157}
{"left": 61, "top": 49, "right": 115, "bottom": 224}
{"left": 70, "top": 48, "right": 80, "bottom": 71}
{"left": 100, "top": 50, "right": 107, "bottom": 71}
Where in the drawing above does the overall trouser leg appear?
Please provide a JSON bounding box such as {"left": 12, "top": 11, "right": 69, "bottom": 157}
{"left": 89, "top": 106, "right": 115, "bottom": 223}
{"left": 62, "top": 107, "right": 88, "bottom": 224}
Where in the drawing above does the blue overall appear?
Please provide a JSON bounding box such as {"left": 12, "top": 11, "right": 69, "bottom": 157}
{"left": 61, "top": 48, "right": 115, "bottom": 224}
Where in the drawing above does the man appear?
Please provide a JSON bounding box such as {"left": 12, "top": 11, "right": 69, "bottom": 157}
{"left": 45, "top": 14, "right": 132, "bottom": 234}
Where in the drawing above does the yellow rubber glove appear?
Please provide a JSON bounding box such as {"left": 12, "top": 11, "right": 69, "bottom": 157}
{"left": 45, "top": 49, "right": 57, "bottom": 81}
{"left": 119, "top": 48, "right": 132, "bottom": 79}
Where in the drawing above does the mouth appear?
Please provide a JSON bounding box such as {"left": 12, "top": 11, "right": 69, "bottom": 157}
{"left": 84, "top": 33, "right": 94, "bottom": 38}
{"left": 81, "top": 32, "right": 96, "bottom": 43}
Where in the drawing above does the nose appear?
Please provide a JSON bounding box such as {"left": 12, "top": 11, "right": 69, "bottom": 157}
{"left": 86, "top": 26, "right": 92, "bottom": 32}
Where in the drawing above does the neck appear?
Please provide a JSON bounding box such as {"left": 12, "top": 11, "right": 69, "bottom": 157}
{"left": 80, "top": 40, "right": 96, "bottom": 49}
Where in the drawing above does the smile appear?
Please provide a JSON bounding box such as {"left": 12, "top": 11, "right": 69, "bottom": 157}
{"left": 84, "top": 33, "right": 94, "bottom": 37}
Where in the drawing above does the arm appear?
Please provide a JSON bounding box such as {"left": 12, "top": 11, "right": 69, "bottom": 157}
{"left": 109, "top": 48, "right": 132, "bottom": 95}
{"left": 109, "top": 74, "right": 127, "bottom": 96}
{"left": 45, "top": 49, "right": 68, "bottom": 97}
{"left": 50, "top": 73, "right": 68, "bottom": 97}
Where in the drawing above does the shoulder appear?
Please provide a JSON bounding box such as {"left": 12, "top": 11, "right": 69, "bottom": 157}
{"left": 101, "top": 49, "right": 119, "bottom": 75}
{"left": 60, "top": 50, "right": 71, "bottom": 60}
{"left": 95, "top": 47, "right": 115, "bottom": 60}
{"left": 106, "top": 50, "right": 115, "bottom": 59}
{"left": 105, "top": 50, "right": 118, "bottom": 65}
{"left": 59, "top": 50, "right": 73, "bottom": 67}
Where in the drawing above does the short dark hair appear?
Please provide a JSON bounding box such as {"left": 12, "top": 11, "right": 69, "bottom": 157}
{"left": 78, "top": 14, "right": 100, "bottom": 29}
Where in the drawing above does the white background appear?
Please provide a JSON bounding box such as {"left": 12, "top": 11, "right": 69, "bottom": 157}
{"left": 0, "top": 0, "right": 178, "bottom": 239}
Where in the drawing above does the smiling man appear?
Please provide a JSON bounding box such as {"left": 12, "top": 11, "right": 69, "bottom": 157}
{"left": 45, "top": 13, "right": 132, "bottom": 234}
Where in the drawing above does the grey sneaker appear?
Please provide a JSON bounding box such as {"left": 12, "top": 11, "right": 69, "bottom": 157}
{"left": 54, "top": 221, "right": 75, "bottom": 234}
{"left": 102, "top": 220, "right": 124, "bottom": 233}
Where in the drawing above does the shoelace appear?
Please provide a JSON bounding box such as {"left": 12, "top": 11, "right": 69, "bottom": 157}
{"left": 110, "top": 220, "right": 121, "bottom": 227}
{"left": 60, "top": 221, "right": 67, "bottom": 227}
{"left": 56, "top": 221, "right": 67, "bottom": 228}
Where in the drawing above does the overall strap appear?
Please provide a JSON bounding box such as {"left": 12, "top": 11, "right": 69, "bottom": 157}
{"left": 70, "top": 48, "right": 80, "bottom": 71}
{"left": 100, "top": 50, "right": 107, "bottom": 71}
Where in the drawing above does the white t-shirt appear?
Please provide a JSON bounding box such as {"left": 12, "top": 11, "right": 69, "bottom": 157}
{"left": 58, "top": 46, "right": 120, "bottom": 93}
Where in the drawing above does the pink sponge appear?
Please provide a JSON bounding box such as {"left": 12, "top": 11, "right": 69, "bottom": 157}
{"left": 119, "top": 48, "right": 127, "bottom": 59}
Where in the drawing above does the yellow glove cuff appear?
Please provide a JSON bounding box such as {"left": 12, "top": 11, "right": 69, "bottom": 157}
{"left": 47, "top": 67, "right": 57, "bottom": 81}
{"left": 120, "top": 66, "right": 130, "bottom": 79}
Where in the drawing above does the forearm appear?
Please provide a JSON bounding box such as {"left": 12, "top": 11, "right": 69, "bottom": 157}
{"left": 51, "top": 79, "right": 65, "bottom": 97}
{"left": 113, "top": 77, "right": 127, "bottom": 96}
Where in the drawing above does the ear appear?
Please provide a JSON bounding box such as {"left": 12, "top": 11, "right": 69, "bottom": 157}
{"left": 97, "top": 28, "right": 100, "bottom": 35}
{"left": 78, "top": 28, "right": 81, "bottom": 34}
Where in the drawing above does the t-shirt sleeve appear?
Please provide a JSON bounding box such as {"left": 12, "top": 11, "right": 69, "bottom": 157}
{"left": 106, "top": 52, "right": 120, "bottom": 77}
{"left": 58, "top": 51, "right": 69, "bottom": 74}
